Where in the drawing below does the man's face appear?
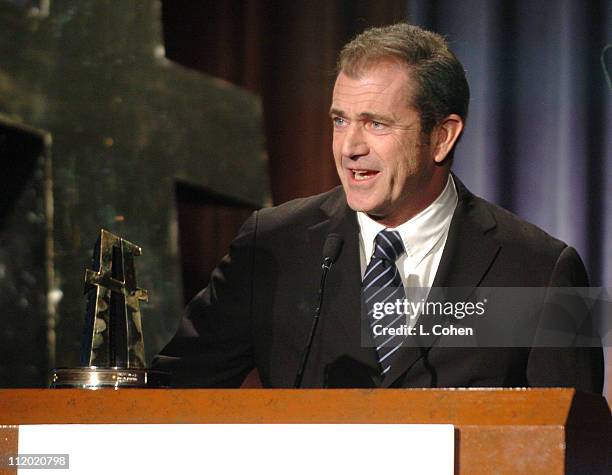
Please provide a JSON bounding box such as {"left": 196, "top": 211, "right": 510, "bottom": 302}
{"left": 331, "top": 62, "right": 439, "bottom": 226}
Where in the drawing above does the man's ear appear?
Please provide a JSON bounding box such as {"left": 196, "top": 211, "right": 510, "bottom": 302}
{"left": 432, "top": 114, "right": 464, "bottom": 164}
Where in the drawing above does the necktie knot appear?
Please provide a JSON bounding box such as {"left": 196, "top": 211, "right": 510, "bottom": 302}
{"left": 373, "top": 229, "right": 405, "bottom": 262}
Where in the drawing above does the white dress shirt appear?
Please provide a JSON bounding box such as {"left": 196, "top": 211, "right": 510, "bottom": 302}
{"left": 357, "top": 175, "right": 458, "bottom": 291}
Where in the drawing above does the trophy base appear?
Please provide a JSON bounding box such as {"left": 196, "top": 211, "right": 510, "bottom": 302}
{"left": 50, "top": 367, "right": 170, "bottom": 389}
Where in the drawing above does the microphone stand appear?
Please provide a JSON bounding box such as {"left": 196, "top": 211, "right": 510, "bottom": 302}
{"left": 293, "top": 256, "right": 334, "bottom": 388}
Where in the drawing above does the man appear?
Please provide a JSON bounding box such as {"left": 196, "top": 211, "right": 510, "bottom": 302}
{"left": 153, "top": 23, "right": 603, "bottom": 391}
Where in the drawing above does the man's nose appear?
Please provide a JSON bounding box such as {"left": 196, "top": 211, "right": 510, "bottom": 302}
{"left": 341, "top": 124, "right": 369, "bottom": 158}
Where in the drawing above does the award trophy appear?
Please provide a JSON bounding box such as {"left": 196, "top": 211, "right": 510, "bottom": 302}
{"left": 51, "top": 229, "right": 169, "bottom": 388}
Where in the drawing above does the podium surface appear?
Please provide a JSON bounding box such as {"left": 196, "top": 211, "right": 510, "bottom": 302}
{"left": 0, "top": 388, "right": 610, "bottom": 474}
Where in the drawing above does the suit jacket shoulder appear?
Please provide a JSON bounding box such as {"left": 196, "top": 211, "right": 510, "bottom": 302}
{"left": 255, "top": 186, "right": 345, "bottom": 234}
{"left": 448, "top": 177, "right": 588, "bottom": 287}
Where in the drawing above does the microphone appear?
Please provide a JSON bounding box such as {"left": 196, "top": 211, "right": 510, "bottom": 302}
{"left": 294, "top": 234, "right": 343, "bottom": 388}
{"left": 321, "top": 233, "right": 343, "bottom": 270}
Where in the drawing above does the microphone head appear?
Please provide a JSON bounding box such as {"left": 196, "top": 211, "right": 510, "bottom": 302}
{"left": 322, "top": 233, "right": 343, "bottom": 263}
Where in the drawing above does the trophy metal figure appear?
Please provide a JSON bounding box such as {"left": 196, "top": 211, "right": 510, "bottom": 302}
{"left": 51, "top": 229, "right": 169, "bottom": 388}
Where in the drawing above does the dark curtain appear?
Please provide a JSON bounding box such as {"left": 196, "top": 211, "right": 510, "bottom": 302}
{"left": 406, "top": 0, "right": 611, "bottom": 399}
{"left": 162, "top": 0, "right": 407, "bottom": 205}
{"left": 407, "top": 0, "right": 610, "bottom": 286}
{"left": 163, "top": 0, "right": 609, "bottom": 285}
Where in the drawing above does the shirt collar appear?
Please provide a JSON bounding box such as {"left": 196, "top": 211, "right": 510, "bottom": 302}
{"left": 357, "top": 175, "right": 458, "bottom": 266}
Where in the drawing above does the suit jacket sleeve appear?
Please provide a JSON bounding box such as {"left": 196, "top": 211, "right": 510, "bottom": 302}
{"left": 526, "top": 246, "right": 604, "bottom": 393}
{"left": 151, "top": 211, "right": 258, "bottom": 387}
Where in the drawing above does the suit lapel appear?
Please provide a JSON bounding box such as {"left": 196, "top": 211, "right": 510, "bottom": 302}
{"left": 430, "top": 177, "right": 500, "bottom": 290}
{"left": 382, "top": 176, "right": 501, "bottom": 387}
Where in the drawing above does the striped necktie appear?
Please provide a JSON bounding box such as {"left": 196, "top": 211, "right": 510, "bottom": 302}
{"left": 362, "top": 229, "right": 406, "bottom": 376}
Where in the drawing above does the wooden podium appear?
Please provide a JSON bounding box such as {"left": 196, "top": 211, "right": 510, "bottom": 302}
{"left": 0, "top": 388, "right": 610, "bottom": 474}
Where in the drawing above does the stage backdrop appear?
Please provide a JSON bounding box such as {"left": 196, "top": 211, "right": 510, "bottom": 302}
{"left": 0, "top": 0, "right": 269, "bottom": 386}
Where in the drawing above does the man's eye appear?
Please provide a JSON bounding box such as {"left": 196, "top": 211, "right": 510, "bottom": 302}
{"left": 333, "top": 117, "right": 346, "bottom": 127}
{"left": 371, "top": 121, "right": 385, "bottom": 129}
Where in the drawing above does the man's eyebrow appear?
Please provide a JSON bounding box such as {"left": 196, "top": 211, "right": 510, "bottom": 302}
{"left": 358, "top": 111, "right": 396, "bottom": 123}
{"left": 328, "top": 108, "right": 395, "bottom": 124}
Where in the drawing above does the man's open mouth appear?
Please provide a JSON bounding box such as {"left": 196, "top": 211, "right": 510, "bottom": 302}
{"left": 351, "top": 169, "right": 379, "bottom": 181}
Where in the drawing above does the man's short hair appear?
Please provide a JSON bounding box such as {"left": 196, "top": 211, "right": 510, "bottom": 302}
{"left": 337, "top": 23, "right": 470, "bottom": 136}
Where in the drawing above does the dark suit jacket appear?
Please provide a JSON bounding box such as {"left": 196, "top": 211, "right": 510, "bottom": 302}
{"left": 153, "top": 177, "right": 603, "bottom": 392}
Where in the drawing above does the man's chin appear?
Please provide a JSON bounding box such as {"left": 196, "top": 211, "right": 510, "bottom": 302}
{"left": 345, "top": 198, "right": 384, "bottom": 219}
